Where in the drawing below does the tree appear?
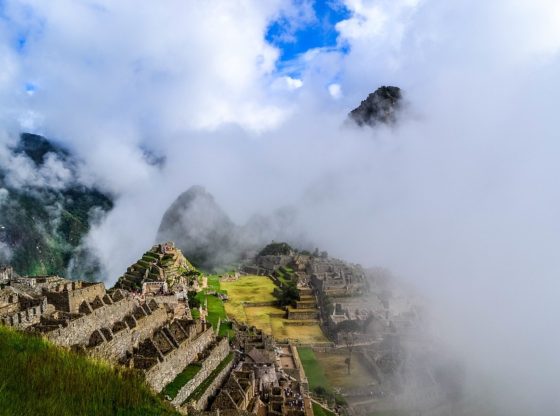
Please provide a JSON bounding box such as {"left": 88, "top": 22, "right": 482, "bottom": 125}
{"left": 335, "top": 320, "right": 360, "bottom": 375}
{"left": 342, "top": 331, "right": 355, "bottom": 375}
{"left": 275, "top": 284, "right": 300, "bottom": 306}
{"left": 187, "top": 291, "right": 200, "bottom": 309}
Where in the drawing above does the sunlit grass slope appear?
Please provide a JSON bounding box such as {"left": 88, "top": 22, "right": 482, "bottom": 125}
{"left": 0, "top": 326, "right": 179, "bottom": 416}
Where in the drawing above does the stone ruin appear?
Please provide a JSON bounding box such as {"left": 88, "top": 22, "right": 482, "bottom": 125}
{"left": 0, "top": 285, "right": 50, "bottom": 328}
{"left": 0, "top": 265, "right": 15, "bottom": 283}
{"left": 192, "top": 325, "right": 313, "bottom": 416}
{"left": 245, "top": 250, "right": 368, "bottom": 297}
{"left": 308, "top": 258, "right": 368, "bottom": 297}
{"left": 0, "top": 243, "right": 324, "bottom": 416}
{"left": 115, "top": 241, "right": 197, "bottom": 292}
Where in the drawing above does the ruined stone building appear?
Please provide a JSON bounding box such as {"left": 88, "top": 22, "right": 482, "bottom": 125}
{"left": 308, "top": 258, "right": 368, "bottom": 297}
{"left": 201, "top": 326, "right": 312, "bottom": 416}
{"left": 0, "top": 265, "right": 14, "bottom": 283}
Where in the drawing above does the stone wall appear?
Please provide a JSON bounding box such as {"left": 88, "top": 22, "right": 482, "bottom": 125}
{"left": 1, "top": 297, "right": 48, "bottom": 328}
{"left": 87, "top": 304, "right": 170, "bottom": 362}
{"left": 171, "top": 336, "right": 230, "bottom": 406}
{"left": 243, "top": 301, "right": 277, "bottom": 307}
{"left": 187, "top": 355, "right": 235, "bottom": 411}
{"left": 290, "top": 344, "right": 308, "bottom": 392}
{"left": 44, "top": 298, "right": 137, "bottom": 347}
{"left": 287, "top": 308, "right": 319, "bottom": 320}
{"left": 0, "top": 266, "right": 14, "bottom": 282}
{"left": 145, "top": 326, "right": 215, "bottom": 392}
{"left": 44, "top": 282, "right": 106, "bottom": 313}
{"left": 67, "top": 283, "right": 106, "bottom": 313}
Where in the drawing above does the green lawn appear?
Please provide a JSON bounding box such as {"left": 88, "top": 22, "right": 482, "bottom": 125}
{"left": 161, "top": 363, "right": 202, "bottom": 399}
{"left": 312, "top": 403, "right": 336, "bottom": 416}
{"left": 206, "top": 274, "right": 223, "bottom": 292}
{"left": 220, "top": 275, "right": 277, "bottom": 304}
{"left": 297, "top": 347, "right": 331, "bottom": 390}
{"left": 222, "top": 275, "right": 328, "bottom": 344}
{"left": 194, "top": 289, "right": 234, "bottom": 338}
{"left": 0, "top": 326, "right": 179, "bottom": 416}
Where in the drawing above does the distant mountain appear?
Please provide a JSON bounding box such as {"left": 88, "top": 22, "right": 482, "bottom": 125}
{"left": 156, "top": 186, "right": 241, "bottom": 270}
{"left": 156, "top": 186, "right": 307, "bottom": 271}
{"left": 348, "top": 86, "right": 402, "bottom": 127}
{"left": 0, "top": 133, "right": 113, "bottom": 277}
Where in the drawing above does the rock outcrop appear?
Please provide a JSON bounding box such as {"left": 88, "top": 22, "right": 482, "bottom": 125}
{"left": 348, "top": 86, "right": 402, "bottom": 127}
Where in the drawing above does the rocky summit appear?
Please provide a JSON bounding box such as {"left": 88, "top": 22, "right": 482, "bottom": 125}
{"left": 156, "top": 186, "right": 242, "bottom": 270}
{"left": 348, "top": 86, "right": 402, "bottom": 127}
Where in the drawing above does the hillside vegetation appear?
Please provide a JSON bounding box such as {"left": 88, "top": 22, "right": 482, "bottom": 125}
{"left": 0, "top": 326, "right": 179, "bottom": 416}
{"left": 0, "top": 133, "right": 113, "bottom": 277}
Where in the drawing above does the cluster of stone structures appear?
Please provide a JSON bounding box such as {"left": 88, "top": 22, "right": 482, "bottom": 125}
{"left": 0, "top": 267, "right": 234, "bottom": 413}
{"left": 243, "top": 249, "right": 371, "bottom": 328}
{"left": 246, "top": 251, "right": 369, "bottom": 297}
{"left": 0, "top": 241, "right": 321, "bottom": 416}
{"left": 115, "top": 242, "right": 197, "bottom": 292}
{"left": 185, "top": 325, "right": 312, "bottom": 416}
{"left": 242, "top": 244, "right": 450, "bottom": 415}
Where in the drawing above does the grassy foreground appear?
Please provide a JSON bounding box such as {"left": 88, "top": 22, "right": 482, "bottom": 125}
{"left": 0, "top": 326, "right": 179, "bottom": 416}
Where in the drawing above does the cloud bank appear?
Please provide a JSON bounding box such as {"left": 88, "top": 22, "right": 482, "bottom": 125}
{"left": 1, "top": 0, "right": 560, "bottom": 413}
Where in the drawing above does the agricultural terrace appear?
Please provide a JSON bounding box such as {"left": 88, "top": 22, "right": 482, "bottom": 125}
{"left": 221, "top": 275, "right": 329, "bottom": 344}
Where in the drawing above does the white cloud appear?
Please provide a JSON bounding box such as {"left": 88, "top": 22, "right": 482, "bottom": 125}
{"left": 328, "top": 83, "right": 342, "bottom": 99}
{"left": 284, "top": 76, "right": 304, "bottom": 90}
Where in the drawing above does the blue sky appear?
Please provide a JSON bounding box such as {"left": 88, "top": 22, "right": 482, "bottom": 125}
{"left": 265, "top": 0, "right": 350, "bottom": 63}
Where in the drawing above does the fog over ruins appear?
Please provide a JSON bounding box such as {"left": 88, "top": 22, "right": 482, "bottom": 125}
{"left": 1, "top": 1, "right": 560, "bottom": 415}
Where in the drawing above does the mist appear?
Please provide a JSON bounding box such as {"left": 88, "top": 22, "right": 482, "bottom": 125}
{"left": 1, "top": 0, "right": 560, "bottom": 414}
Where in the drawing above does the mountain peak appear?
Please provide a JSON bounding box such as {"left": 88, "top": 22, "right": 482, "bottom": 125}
{"left": 348, "top": 86, "right": 402, "bottom": 127}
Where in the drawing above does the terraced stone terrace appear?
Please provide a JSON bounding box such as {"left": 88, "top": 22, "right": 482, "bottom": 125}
{"left": 221, "top": 275, "right": 329, "bottom": 344}
{"left": 115, "top": 242, "right": 196, "bottom": 291}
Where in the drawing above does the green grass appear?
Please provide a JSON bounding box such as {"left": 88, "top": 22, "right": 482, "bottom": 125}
{"left": 183, "top": 353, "right": 234, "bottom": 404}
{"left": 297, "top": 347, "right": 331, "bottom": 390}
{"left": 312, "top": 403, "right": 336, "bottom": 416}
{"left": 196, "top": 292, "right": 226, "bottom": 328}
{"left": 206, "top": 275, "right": 222, "bottom": 291}
{"left": 194, "top": 289, "right": 234, "bottom": 338}
{"left": 217, "top": 320, "right": 235, "bottom": 338}
{"left": 0, "top": 326, "right": 179, "bottom": 416}
{"left": 220, "top": 275, "right": 277, "bottom": 304}
{"left": 161, "top": 363, "right": 202, "bottom": 399}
